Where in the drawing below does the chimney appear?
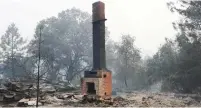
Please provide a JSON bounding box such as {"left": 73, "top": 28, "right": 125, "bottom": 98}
{"left": 81, "top": 1, "right": 112, "bottom": 101}
{"left": 92, "top": 1, "right": 107, "bottom": 70}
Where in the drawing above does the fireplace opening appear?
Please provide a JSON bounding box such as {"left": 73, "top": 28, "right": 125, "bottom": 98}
{"left": 87, "top": 82, "right": 96, "bottom": 94}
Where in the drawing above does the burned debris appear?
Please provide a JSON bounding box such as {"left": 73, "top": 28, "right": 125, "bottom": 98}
{"left": 1, "top": 0, "right": 201, "bottom": 107}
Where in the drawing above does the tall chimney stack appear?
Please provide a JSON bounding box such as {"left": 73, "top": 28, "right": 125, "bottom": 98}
{"left": 81, "top": 1, "right": 112, "bottom": 101}
{"left": 92, "top": 1, "right": 107, "bottom": 70}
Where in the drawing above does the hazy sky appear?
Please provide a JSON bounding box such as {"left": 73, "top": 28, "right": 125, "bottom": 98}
{"left": 0, "top": 0, "right": 177, "bottom": 57}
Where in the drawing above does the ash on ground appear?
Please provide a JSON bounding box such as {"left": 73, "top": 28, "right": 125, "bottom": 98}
{"left": 1, "top": 81, "right": 201, "bottom": 107}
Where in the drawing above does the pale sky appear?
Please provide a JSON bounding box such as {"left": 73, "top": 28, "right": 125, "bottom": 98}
{"left": 0, "top": 0, "right": 177, "bottom": 57}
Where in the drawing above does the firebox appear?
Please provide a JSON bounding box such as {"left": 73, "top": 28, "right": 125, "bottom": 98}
{"left": 81, "top": 70, "right": 112, "bottom": 99}
{"left": 87, "top": 82, "right": 96, "bottom": 94}
{"left": 81, "top": 1, "right": 112, "bottom": 100}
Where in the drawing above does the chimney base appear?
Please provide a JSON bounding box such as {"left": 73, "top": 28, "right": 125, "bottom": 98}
{"left": 81, "top": 70, "right": 112, "bottom": 100}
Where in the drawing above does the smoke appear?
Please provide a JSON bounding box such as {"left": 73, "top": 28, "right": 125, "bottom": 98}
{"left": 149, "top": 81, "right": 162, "bottom": 93}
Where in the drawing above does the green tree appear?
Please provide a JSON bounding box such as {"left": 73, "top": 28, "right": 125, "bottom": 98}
{"left": 29, "top": 8, "right": 110, "bottom": 84}
{"left": 146, "top": 38, "right": 179, "bottom": 91}
{"left": 0, "top": 23, "right": 26, "bottom": 78}
{"left": 167, "top": 0, "right": 201, "bottom": 93}
{"left": 114, "top": 35, "right": 141, "bottom": 89}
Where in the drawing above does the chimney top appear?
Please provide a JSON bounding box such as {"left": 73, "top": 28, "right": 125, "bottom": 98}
{"left": 92, "top": 1, "right": 105, "bottom": 22}
{"left": 93, "top": 1, "right": 104, "bottom": 4}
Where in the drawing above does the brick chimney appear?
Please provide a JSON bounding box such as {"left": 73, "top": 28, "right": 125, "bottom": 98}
{"left": 81, "top": 1, "right": 112, "bottom": 100}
